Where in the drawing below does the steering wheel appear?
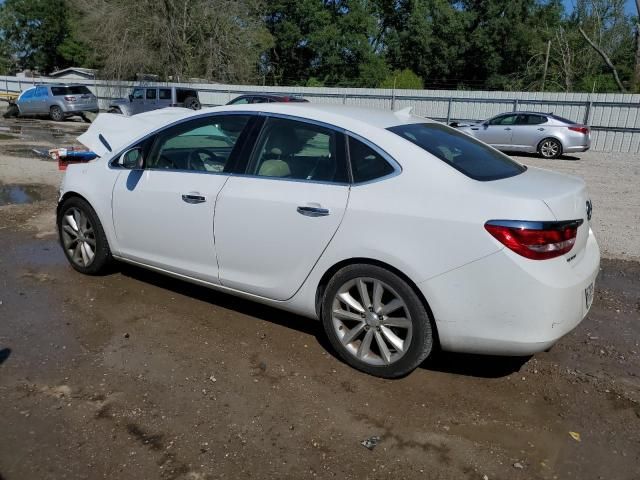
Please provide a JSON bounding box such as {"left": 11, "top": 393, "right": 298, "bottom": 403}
{"left": 188, "top": 148, "right": 225, "bottom": 172}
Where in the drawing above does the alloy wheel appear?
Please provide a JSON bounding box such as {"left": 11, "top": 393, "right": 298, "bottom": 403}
{"left": 331, "top": 277, "right": 413, "bottom": 366}
{"left": 60, "top": 207, "right": 97, "bottom": 267}
{"left": 540, "top": 139, "right": 560, "bottom": 158}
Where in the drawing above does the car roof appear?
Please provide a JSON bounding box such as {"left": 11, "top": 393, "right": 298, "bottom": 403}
{"left": 79, "top": 104, "right": 430, "bottom": 158}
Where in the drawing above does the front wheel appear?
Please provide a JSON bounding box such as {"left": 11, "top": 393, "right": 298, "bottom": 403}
{"left": 321, "top": 264, "right": 434, "bottom": 378}
{"left": 57, "top": 197, "right": 112, "bottom": 275}
{"left": 538, "top": 138, "right": 562, "bottom": 159}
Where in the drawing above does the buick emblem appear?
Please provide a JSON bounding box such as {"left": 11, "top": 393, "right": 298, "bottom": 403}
{"left": 586, "top": 199, "right": 593, "bottom": 221}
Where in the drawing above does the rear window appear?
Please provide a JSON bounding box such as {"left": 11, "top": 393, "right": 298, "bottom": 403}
{"left": 387, "top": 123, "right": 526, "bottom": 181}
{"left": 550, "top": 114, "right": 576, "bottom": 125}
{"left": 50, "top": 86, "right": 92, "bottom": 96}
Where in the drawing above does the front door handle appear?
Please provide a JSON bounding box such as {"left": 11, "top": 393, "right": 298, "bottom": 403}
{"left": 297, "top": 206, "right": 330, "bottom": 217}
{"left": 504, "top": 127, "right": 512, "bottom": 131}
{"left": 182, "top": 193, "right": 206, "bottom": 204}
{"left": 537, "top": 127, "right": 545, "bottom": 131}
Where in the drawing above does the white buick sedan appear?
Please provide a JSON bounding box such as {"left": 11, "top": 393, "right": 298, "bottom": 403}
{"left": 57, "top": 104, "right": 600, "bottom": 378}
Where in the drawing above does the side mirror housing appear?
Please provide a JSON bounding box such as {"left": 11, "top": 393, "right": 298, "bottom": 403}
{"left": 128, "top": 94, "right": 133, "bottom": 102}
{"left": 117, "top": 147, "right": 144, "bottom": 169}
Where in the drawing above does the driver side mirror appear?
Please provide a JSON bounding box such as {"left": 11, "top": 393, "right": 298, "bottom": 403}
{"left": 117, "top": 147, "right": 144, "bottom": 169}
{"left": 128, "top": 94, "right": 133, "bottom": 102}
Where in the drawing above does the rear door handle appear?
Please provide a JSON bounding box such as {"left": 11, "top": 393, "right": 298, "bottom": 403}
{"left": 504, "top": 127, "right": 512, "bottom": 131}
{"left": 297, "top": 206, "right": 330, "bottom": 217}
{"left": 182, "top": 193, "right": 206, "bottom": 204}
{"left": 537, "top": 127, "right": 545, "bottom": 131}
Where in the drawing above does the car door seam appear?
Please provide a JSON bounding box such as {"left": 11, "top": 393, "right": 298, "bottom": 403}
{"left": 282, "top": 185, "right": 352, "bottom": 302}
{"left": 213, "top": 175, "right": 232, "bottom": 283}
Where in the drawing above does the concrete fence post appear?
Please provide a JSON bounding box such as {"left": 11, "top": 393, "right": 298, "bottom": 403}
{"left": 342, "top": 91, "right": 347, "bottom": 104}
{"left": 513, "top": 99, "right": 519, "bottom": 111}
{"left": 446, "top": 97, "right": 453, "bottom": 124}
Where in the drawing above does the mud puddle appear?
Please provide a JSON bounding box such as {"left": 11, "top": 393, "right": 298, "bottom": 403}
{"left": 1, "top": 144, "right": 52, "bottom": 159}
{"left": 0, "top": 184, "right": 44, "bottom": 205}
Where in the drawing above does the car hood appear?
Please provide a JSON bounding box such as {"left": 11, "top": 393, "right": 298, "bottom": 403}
{"left": 77, "top": 108, "right": 195, "bottom": 157}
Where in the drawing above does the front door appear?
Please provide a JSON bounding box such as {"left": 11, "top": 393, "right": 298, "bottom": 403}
{"left": 215, "top": 115, "right": 350, "bottom": 300}
{"left": 129, "top": 87, "right": 145, "bottom": 115}
{"left": 475, "top": 114, "right": 517, "bottom": 148}
{"left": 111, "top": 114, "right": 253, "bottom": 282}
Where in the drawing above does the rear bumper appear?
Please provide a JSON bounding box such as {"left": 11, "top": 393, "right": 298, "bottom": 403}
{"left": 420, "top": 227, "right": 600, "bottom": 356}
{"left": 564, "top": 145, "right": 590, "bottom": 153}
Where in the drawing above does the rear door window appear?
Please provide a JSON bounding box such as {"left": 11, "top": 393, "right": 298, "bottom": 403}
{"left": 387, "top": 123, "right": 526, "bottom": 181}
{"left": 249, "top": 117, "right": 348, "bottom": 183}
{"left": 159, "top": 88, "right": 171, "bottom": 100}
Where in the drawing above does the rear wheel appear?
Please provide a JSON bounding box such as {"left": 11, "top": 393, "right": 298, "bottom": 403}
{"left": 57, "top": 197, "right": 112, "bottom": 275}
{"left": 183, "top": 96, "right": 201, "bottom": 110}
{"left": 321, "top": 264, "right": 434, "bottom": 378}
{"left": 538, "top": 138, "right": 562, "bottom": 159}
{"left": 49, "top": 105, "right": 64, "bottom": 122}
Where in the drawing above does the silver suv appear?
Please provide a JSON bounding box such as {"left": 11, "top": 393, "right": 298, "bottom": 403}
{"left": 108, "top": 86, "right": 201, "bottom": 116}
{"left": 453, "top": 111, "right": 591, "bottom": 158}
{"left": 10, "top": 84, "right": 98, "bottom": 121}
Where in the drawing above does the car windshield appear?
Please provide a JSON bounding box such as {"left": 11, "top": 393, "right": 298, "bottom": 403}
{"left": 50, "top": 86, "right": 92, "bottom": 96}
{"left": 387, "top": 123, "right": 526, "bottom": 181}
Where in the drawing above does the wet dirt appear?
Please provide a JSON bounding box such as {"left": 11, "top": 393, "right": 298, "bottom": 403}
{"left": 0, "top": 184, "right": 44, "bottom": 206}
{"left": 0, "top": 195, "right": 638, "bottom": 480}
{"left": 0, "top": 116, "right": 87, "bottom": 146}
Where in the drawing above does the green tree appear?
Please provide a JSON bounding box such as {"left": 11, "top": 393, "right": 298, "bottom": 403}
{"left": 0, "top": 0, "right": 73, "bottom": 73}
{"left": 379, "top": 69, "right": 424, "bottom": 89}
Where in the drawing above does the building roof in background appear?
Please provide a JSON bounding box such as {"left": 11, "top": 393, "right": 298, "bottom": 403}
{"left": 48, "top": 68, "right": 97, "bottom": 79}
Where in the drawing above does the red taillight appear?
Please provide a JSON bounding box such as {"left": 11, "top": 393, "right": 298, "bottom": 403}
{"left": 484, "top": 220, "right": 582, "bottom": 260}
{"left": 569, "top": 126, "right": 589, "bottom": 135}
{"left": 64, "top": 96, "right": 76, "bottom": 101}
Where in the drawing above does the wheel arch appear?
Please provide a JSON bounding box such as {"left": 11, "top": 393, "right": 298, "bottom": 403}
{"left": 314, "top": 257, "right": 440, "bottom": 347}
{"left": 537, "top": 136, "right": 564, "bottom": 152}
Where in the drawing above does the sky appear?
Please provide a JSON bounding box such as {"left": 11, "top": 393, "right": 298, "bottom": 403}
{"left": 562, "top": 0, "right": 637, "bottom": 16}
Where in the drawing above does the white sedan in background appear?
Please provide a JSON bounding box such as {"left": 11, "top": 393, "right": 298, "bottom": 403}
{"left": 57, "top": 104, "right": 600, "bottom": 378}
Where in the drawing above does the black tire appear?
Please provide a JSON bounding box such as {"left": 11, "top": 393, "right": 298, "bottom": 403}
{"left": 108, "top": 107, "right": 123, "bottom": 114}
{"left": 183, "top": 96, "right": 201, "bottom": 110}
{"left": 3, "top": 104, "right": 19, "bottom": 118}
{"left": 57, "top": 197, "right": 112, "bottom": 275}
{"left": 50, "top": 105, "right": 64, "bottom": 122}
{"left": 321, "top": 264, "right": 434, "bottom": 378}
{"left": 538, "top": 137, "right": 563, "bottom": 159}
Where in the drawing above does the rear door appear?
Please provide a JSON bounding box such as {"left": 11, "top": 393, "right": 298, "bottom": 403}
{"left": 158, "top": 88, "right": 172, "bottom": 108}
{"left": 214, "top": 115, "right": 350, "bottom": 300}
{"left": 111, "top": 114, "right": 254, "bottom": 282}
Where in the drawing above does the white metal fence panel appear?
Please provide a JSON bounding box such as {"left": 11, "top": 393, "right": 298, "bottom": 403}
{"left": 2, "top": 75, "right": 640, "bottom": 153}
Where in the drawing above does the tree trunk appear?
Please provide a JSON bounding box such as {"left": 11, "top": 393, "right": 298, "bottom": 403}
{"left": 578, "top": 26, "right": 626, "bottom": 92}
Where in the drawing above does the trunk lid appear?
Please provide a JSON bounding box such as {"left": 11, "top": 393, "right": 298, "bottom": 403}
{"left": 488, "top": 166, "right": 591, "bottom": 263}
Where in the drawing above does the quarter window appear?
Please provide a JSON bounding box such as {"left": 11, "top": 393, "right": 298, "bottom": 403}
{"left": 147, "top": 115, "right": 250, "bottom": 172}
{"left": 249, "top": 117, "right": 347, "bottom": 183}
{"left": 348, "top": 137, "right": 395, "bottom": 183}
